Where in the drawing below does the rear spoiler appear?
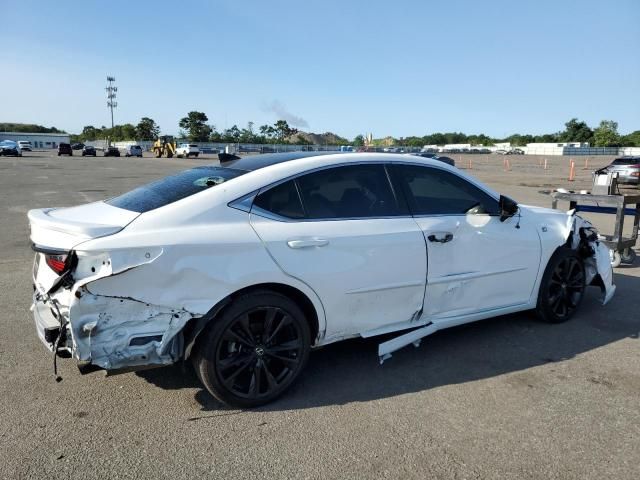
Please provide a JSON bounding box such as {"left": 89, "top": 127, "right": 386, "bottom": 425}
{"left": 28, "top": 208, "right": 124, "bottom": 238}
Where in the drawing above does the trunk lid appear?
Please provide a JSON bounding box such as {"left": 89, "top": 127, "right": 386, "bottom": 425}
{"left": 28, "top": 201, "right": 139, "bottom": 251}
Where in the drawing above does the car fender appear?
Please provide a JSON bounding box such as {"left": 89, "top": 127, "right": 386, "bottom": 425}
{"left": 521, "top": 204, "right": 615, "bottom": 305}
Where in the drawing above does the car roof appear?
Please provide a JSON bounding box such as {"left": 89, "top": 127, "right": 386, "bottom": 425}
{"left": 223, "top": 151, "right": 347, "bottom": 171}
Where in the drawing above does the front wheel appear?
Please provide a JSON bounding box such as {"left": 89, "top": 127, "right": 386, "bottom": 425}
{"left": 194, "top": 291, "right": 311, "bottom": 408}
{"left": 535, "top": 248, "right": 586, "bottom": 323}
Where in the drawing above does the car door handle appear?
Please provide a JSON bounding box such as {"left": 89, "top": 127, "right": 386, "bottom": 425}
{"left": 287, "top": 238, "right": 330, "bottom": 249}
{"left": 427, "top": 232, "right": 454, "bottom": 243}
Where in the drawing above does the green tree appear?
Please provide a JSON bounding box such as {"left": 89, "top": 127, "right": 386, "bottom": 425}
{"left": 223, "top": 125, "right": 242, "bottom": 142}
{"left": 620, "top": 130, "right": 640, "bottom": 147}
{"left": 240, "top": 122, "right": 257, "bottom": 143}
{"left": 0, "top": 123, "right": 64, "bottom": 133}
{"left": 259, "top": 124, "right": 276, "bottom": 143}
{"left": 352, "top": 134, "right": 365, "bottom": 147}
{"left": 179, "top": 111, "right": 212, "bottom": 142}
{"left": 593, "top": 120, "right": 621, "bottom": 147}
{"left": 81, "top": 125, "right": 99, "bottom": 141}
{"left": 208, "top": 126, "right": 223, "bottom": 142}
{"left": 136, "top": 117, "right": 160, "bottom": 140}
{"left": 120, "top": 123, "right": 137, "bottom": 140}
{"left": 273, "top": 120, "right": 298, "bottom": 143}
{"left": 559, "top": 118, "right": 593, "bottom": 143}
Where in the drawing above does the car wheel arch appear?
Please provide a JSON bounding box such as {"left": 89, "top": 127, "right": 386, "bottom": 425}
{"left": 183, "top": 282, "right": 321, "bottom": 361}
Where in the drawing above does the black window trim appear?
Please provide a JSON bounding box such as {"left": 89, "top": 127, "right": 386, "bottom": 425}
{"left": 231, "top": 159, "right": 500, "bottom": 222}
{"left": 248, "top": 161, "right": 408, "bottom": 222}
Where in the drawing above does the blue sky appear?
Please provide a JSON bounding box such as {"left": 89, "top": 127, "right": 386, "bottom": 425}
{"left": 1, "top": 0, "right": 638, "bottom": 138}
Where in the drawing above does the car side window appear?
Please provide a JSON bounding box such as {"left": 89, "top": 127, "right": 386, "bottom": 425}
{"left": 296, "top": 164, "right": 400, "bottom": 219}
{"left": 393, "top": 164, "right": 499, "bottom": 215}
{"left": 253, "top": 180, "right": 305, "bottom": 219}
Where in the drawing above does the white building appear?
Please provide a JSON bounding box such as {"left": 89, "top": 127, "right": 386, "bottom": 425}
{"left": 0, "top": 132, "right": 71, "bottom": 149}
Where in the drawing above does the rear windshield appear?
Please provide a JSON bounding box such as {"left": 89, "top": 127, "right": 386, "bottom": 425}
{"left": 106, "top": 166, "right": 247, "bottom": 213}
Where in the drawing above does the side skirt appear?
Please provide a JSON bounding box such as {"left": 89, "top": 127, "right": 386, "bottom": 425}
{"left": 377, "top": 302, "right": 533, "bottom": 364}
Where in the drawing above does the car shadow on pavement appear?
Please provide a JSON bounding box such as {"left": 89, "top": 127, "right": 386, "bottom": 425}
{"left": 137, "top": 271, "right": 640, "bottom": 412}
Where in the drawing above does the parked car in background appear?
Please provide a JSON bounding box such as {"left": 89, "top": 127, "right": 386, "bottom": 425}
{"left": 18, "top": 141, "right": 33, "bottom": 151}
{"left": 103, "top": 146, "right": 121, "bottom": 157}
{"left": 27, "top": 152, "right": 614, "bottom": 407}
{"left": 509, "top": 148, "right": 525, "bottom": 155}
{"left": 125, "top": 145, "right": 143, "bottom": 158}
{"left": 81, "top": 146, "right": 97, "bottom": 157}
{"left": 602, "top": 156, "right": 640, "bottom": 185}
{"left": 495, "top": 149, "right": 508, "bottom": 155}
{"left": 57, "top": 143, "right": 73, "bottom": 156}
{"left": 71, "top": 143, "right": 85, "bottom": 150}
{"left": 0, "top": 140, "right": 22, "bottom": 156}
{"left": 176, "top": 143, "right": 200, "bottom": 158}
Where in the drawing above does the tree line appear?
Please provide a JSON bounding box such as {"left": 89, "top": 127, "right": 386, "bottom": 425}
{"left": 6, "top": 116, "right": 639, "bottom": 147}
{"left": 384, "top": 119, "right": 638, "bottom": 148}
{"left": 0, "top": 123, "right": 66, "bottom": 134}
{"left": 72, "top": 112, "right": 306, "bottom": 145}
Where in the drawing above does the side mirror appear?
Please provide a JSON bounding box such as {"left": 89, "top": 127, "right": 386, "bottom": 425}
{"left": 499, "top": 195, "right": 518, "bottom": 222}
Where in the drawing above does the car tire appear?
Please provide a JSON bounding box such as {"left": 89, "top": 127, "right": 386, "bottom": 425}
{"left": 194, "top": 290, "right": 311, "bottom": 408}
{"left": 195, "top": 153, "right": 199, "bottom": 157}
{"left": 621, "top": 248, "right": 636, "bottom": 265}
{"left": 535, "top": 247, "right": 586, "bottom": 323}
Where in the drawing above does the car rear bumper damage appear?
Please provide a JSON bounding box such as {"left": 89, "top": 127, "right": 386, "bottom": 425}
{"left": 32, "top": 287, "right": 196, "bottom": 372}
{"left": 31, "top": 247, "right": 198, "bottom": 374}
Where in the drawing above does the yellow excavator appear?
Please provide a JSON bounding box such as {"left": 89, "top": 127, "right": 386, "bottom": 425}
{"left": 151, "top": 135, "right": 177, "bottom": 158}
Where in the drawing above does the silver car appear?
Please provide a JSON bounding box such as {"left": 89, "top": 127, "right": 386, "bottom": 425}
{"left": 605, "top": 157, "right": 640, "bottom": 185}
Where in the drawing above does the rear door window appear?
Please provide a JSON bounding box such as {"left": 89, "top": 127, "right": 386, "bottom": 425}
{"left": 296, "top": 164, "right": 402, "bottom": 219}
{"left": 106, "top": 166, "right": 246, "bottom": 213}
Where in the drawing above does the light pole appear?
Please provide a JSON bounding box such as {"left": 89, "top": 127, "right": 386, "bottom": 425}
{"left": 106, "top": 76, "right": 117, "bottom": 129}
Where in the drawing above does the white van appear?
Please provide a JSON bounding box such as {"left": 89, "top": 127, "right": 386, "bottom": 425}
{"left": 18, "top": 141, "right": 32, "bottom": 152}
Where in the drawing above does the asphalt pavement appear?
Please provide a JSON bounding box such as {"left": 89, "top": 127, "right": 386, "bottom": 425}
{"left": 0, "top": 151, "right": 638, "bottom": 479}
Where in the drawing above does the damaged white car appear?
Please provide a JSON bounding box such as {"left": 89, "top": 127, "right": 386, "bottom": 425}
{"left": 28, "top": 152, "right": 615, "bottom": 407}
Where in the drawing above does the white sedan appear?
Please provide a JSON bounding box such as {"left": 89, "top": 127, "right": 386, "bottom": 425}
{"left": 28, "top": 152, "right": 615, "bottom": 407}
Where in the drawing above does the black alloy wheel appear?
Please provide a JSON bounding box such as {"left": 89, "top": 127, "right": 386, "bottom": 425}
{"left": 536, "top": 248, "right": 586, "bottom": 323}
{"left": 195, "top": 291, "right": 310, "bottom": 407}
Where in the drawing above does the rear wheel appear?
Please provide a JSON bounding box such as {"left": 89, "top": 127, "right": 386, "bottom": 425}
{"left": 194, "top": 291, "right": 310, "bottom": 408}
{"left": 535, "top": 248, "right": 586, "bottom": 323}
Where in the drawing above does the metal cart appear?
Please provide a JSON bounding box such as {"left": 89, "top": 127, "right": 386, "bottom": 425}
{"left": 551, "top": 191, "right": 640, "bottom": 267}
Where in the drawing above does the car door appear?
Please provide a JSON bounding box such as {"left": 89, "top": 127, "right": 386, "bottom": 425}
{"left": 391, "top": 163, "right": 541, "bottom": 321}
{"left": 249, "top": 163, "right": 427, "bottom": 338}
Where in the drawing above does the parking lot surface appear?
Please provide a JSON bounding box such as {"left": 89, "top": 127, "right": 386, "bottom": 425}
{"left": 1, "top": 151, "right": 638, "bottom": 479}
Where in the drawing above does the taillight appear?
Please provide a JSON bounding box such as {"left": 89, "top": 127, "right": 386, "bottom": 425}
{"left": 631, "top": 171, "right": 640, "bottom": 177}
{"left": 45, "top": 253, "right": 69, "bottom": 274}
